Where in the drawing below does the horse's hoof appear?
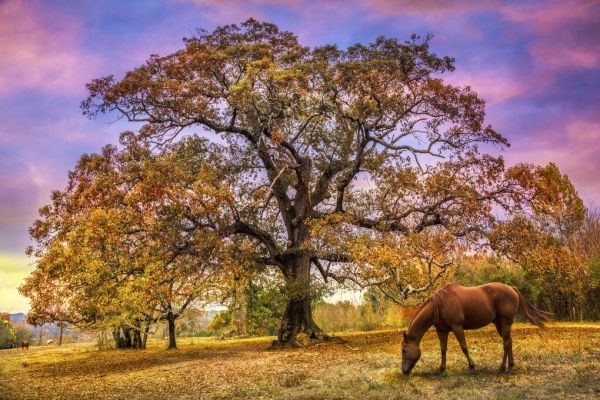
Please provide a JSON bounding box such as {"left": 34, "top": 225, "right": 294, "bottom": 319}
{"left": 498, "top": 366, "right": 507, "bottom": 374}
{"left": 468, "top": 366, "right": 476, "bottom": 374}
{"left": 438, "top": 370, "right": 446, "bottom": 377}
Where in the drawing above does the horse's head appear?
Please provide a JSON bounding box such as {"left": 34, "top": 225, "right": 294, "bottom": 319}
{"left": 401, "top": 331, "right": 421, "bottom": 375}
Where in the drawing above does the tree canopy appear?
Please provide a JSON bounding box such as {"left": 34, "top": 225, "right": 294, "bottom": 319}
{"left": 22, "top": 135, "right": 232, "bottom": 349}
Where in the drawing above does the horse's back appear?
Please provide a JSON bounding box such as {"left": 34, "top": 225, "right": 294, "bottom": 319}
{"left": 443, "top": 283, "right": 518, "bottom": 329}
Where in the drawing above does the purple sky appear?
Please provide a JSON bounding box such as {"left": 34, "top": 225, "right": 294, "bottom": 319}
{"left": 1, "top": 0, "right": 599, "bottom": 312}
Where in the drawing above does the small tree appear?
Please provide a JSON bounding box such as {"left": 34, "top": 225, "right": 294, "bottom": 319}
{"left": 0, "top": 319, "right": 16, "bottom": 349}
{"left": 22, "top": 135, "right": 230, "bottom": 350}
{"left": 245, "top": 271, "right": 287, "bottom": 336}
{"left": 577, "top": 208, "right": 600, "bottom": 318}
{"left": 490, "top": 163, "right": 587, "bottom": 318}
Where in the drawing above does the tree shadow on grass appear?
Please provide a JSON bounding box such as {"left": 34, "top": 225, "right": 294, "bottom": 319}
{"left": 31, "top": 344, "right": 267, "bottom": 379}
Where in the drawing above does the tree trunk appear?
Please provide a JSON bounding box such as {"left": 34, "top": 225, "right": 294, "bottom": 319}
{"left": 123, "top": 327, "right": 132, "bottom": 348}
{"left": 58, "top": 324, "right": 64, "bottom": 346}
{"left": 142, "top": 324, "right": 150, "bottom": 349}
{"left": 38, "top": 328, "right": 43, "bottom": 346}
{"left": 167, "top": 313, "right": 177, "bottom": 350}
{"left": 233, "top": 278, "right": 248, "bottom": 336}
{"left": 272, "top": 183, "right": 332, "bottom": 347}
{"left": 113, "top": 329, "right": 122, "bottom": 349}
{"left": 274, "top": 252, "right": 327, "bottom": 347}
{"left": 277, "top": 298, "right": 324, "bottom": 343}
{"left": 133, "top": 330, "right": 142, "bottom": 349}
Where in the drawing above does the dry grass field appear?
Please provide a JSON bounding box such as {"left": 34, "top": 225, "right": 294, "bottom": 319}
{"left": 1, "top": 323, "right": 599, "bottom": 400}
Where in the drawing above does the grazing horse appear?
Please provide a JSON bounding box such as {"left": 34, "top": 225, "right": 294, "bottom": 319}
{"left": 401, "top": 282, "right": 550, "bottom": 375}
{"left": 21, "top": 339, "right": 30, "bottom": 350}
{"left": 46, "top": 339, "right": 54, "bottom": 345}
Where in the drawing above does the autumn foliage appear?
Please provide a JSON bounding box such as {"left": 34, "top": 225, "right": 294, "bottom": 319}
{"left": 20, "top": 19, "right": 593, "bottom": 348}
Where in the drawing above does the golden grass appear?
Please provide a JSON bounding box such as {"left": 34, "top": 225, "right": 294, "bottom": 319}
{"left": 1, "top": 323, "right": 599, "bottom": 399}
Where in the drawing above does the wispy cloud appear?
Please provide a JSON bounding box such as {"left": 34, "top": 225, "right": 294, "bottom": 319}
{"left": 173, "top": 0, "right": 298, "bottom": 22}
{"left": 500, "top": 0, "right": 600, "bottom": 70}
{"left": 0, "top": 0, "right": 100, "bottom": 97}
{"left": 363, "top": 0, "right": 499, "bottom": 17}
{"left": 446, "top": 70, "right": 530, "bottom": 105}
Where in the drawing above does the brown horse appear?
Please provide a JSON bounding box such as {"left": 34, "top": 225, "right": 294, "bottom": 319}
{"left": 21, "top": 339, "right": 30, "bottom": 350}
{"left": 401, "top": 282, "right": 550, "bottom": 375}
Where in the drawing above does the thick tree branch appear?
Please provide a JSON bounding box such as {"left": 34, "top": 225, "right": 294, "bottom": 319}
{"left": 220, "top": 220, "right": 280, "bottom": 256}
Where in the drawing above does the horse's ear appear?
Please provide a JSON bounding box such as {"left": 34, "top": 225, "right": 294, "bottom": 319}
{"left": 402, "top": 331, "right": 408, "bottom": 340}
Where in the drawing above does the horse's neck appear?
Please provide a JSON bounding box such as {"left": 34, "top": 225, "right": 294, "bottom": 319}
{"left": 408, "top": 301, "right": 435, "bottom": 343}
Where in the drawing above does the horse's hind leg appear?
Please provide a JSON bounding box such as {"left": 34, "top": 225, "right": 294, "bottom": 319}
{"left": 452, "top": 326, "right": 475, "bottom": 371}
{"left": 436, "top": 327, "right": 449, "bottom": 374}
{"left": 505, "top": 319, "right": 515, "bottom": 371}
{"left": 494, "top": 319, "right": 508, "bottom": 372}
{"left": 495, "top": 318, "right": 514, "bottom": 373}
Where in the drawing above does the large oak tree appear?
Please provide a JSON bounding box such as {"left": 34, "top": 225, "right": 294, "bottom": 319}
{"left": 82, "top": 19, "right": 580, "bottom": 346}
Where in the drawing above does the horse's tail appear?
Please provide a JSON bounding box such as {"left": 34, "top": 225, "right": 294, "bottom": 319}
{"left": 512, "top": 286, "right": 551, "bottom": 329}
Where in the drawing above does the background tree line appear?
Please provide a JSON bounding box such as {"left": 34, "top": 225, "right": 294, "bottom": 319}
{"left": 0, "top": 313, "right": 88, "bottom": 349}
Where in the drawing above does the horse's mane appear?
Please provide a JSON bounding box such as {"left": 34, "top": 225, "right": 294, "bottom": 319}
{"left": 408, "top": 283, "right": 457, "bottom": 331}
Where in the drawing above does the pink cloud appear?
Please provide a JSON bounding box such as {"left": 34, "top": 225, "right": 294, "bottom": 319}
{"left": 180, "top": 0, "right": 500, "bottom": 22}
{"left": 566, "top": 121, "right": 600, "bottom": 142}
{"left": 504, "top": 119, "right": 600, "bottom": 205}
{"left": 174, "top": 0, "right": 301, "bottom": 23}
{"left": 174, "top": 0, "right": 358, "bottom": 46}
{"left": 0, "top": 163, "right": 52, "bottom": 226}
{"left": 500, "top": 0, "right": 591, "bottom": 33}
{"left": 0, "top": 0, "right": 99, "bottom": 97}
{"left": 529, "top": 41, "right": 600, "bottom": 70}
{"left": 363, "top": 0, "right": 499, "bottom": 17}
{"left": 501, "top": 0, "right": 600, "bottom": 70}
{"left": 445, "top": 71, "right": 530, "bottom": 104}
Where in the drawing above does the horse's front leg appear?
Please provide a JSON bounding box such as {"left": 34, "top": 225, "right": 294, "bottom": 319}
{"left": 452, "top": 326, "right": 475, "bottom": 371}
{"left": 436, "top": 327, "right": 448, "bottom": 375}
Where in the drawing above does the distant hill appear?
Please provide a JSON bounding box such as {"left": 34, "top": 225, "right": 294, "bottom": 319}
{"left": 8, "top": 313, "right": 62, "bottom": 336}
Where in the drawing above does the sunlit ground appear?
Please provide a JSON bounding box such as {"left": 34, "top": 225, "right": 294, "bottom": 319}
{"left": 1, "top": 323, "right": 599, "bottom": 399}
